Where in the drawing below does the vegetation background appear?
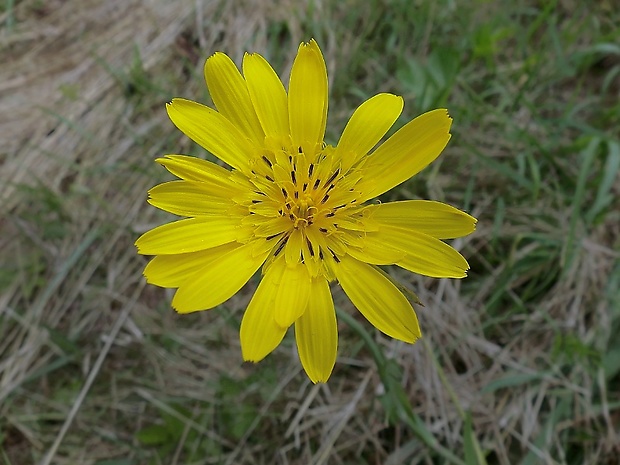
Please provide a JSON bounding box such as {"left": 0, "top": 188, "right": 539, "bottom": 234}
{"left": 1, "top": 0, "right": 618, "bottom": 464}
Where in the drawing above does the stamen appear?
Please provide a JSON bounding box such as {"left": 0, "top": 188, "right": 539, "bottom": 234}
{"left": 291, "top": 170, "right": 297, "bottom": 185}
{"left": 326, "top": 212, "right": 335, "bottom": 217}
{"left": 321, "top": 193, "right": 330, "bottom": 203}
{"left": 281, "top": 187, "right": 288, "bottom": 198}
{"left": 266, "top": 232, "right": 282, "bottom": 240}
{"left": 325, "top": 168, "right": 340, "bottom": 186}
{"left": 329, "top": 248, "right": 340, "bottom": 263}
{"left": 306, "top": 238, "right": 315, "bottom": 257}
{"left": 319, "top": 227, "right": 328, "bottom": 233}
{"left": 308, "top": 164, "right": 314, "bottom": 176}
{"left": 266, "top": 175, "right": 274, "bottom": 182}
{"left": 319, "top": 248, "right": 324, "bottom": 260}
{"left": 302, "top": 182, "right": 308, "bottom": 192}
{"left": 273, "top": 239, "right": 287, "bottom": 257}
{"left": 262, "top": 155, "right": 272, "bottom": 167}
{"left": 313, "top": 179, "right": 321, "bottom": 190}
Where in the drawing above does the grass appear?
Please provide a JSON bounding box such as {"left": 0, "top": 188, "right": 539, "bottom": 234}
{"left": 1, "top": 0, "right": 619, "bottom": 464}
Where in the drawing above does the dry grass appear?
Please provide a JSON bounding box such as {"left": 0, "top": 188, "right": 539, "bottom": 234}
{"left": 1, "top": 0, "right": 619, "bottom": 464}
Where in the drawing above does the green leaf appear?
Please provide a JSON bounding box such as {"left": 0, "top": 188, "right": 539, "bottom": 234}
{"left": 463, "top": 412, "right": 487, "bottom": 465}
{"left": 135, "top": 424, "right": 171, "bottom": 446}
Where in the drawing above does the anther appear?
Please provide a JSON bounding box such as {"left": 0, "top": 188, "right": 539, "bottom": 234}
{"left": 329, "top": 248, "right": 340, "bottom": 263}
{"left": 321, "top": 193, "right": 330, "bottom": 203}
{"left": 306, "top": 238, "right": 315, "bottom": 257}
{"left": 266, "top": 175, "right": 274, "bottom": 182}
{"left": 291, "top": 170, "right": 297, "bottom": 185}
{"left": 262, "top": 155, "right": 272, "bottom": 167}
{"left": 308, "top": 164, "right": 314, "bottom": 176}
{"left": 325, "top": 168, "right": 340, "bottom": 186}
{"left": 313, "top": 179, "right": 321, "bottom": 190}
{"left": 274, "top": 239, "right": 286, "bottom": 257}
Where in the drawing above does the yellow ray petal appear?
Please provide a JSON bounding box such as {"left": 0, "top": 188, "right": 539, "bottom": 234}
{"left": 335, "top": 93, "right": 403, "bottom": 173}
{"left": 135, "top": 216, "right": 241, "bottom": 255}
{"left": 155, "top": 155, "right": 237, "bottom": 186}
{"left": 171, "top": 241, "right": 270, "bottom": 313}
{"left": 345, "top": 237, "right": 404, "bottom": 265}
{"left": 274, "top": 260, "right": 311, "bottom": 328}
{"left": 358, "top": 109, "right": 452, "bottom": 201}
{"left": 362, "top": 225, "right": 470, "bottom": 278}
{"left": 204, "top": 52, "right": 265, "bottom": 144}
{"left": 243, "top": 52, "right": 289, "bottom": 141}
{"left": 166, "top": 98, "right": 255, "bottom": 171}
{"left": 240, "top": 263, "right": 288, "bottom": 362}
{"left": 147, "top": 180, "right": 235, "bottom": 217}
{"left": 288, "top": 39, "right": 328, "bottom": 155}
{"left": 143, "top": 243, "right": 240, "bottom": 287}
{"left": 284, "top": 228, "right": 303, "bottom": 266}
{"left": 364, "top": 200, "right": 477, "bottom": 239}
{"left": 334, "top": 256, "right": 421, "bottom": 343}
{"left": 295, "top": 277, "right": 337, "bottom": 383}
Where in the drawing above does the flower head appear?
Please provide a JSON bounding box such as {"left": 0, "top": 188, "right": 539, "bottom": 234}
{"left": 136, "top": 40, "right": 476, "bottom": 383}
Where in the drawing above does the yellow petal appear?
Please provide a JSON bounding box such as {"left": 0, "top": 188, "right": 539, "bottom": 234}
{"left": 345, "top": 237, "right": 404, "bottom": 265}
{"left": 274, "top": 260, "right": 311, "bottom": 328}
{"left": 358, "top": 108, "right": 452, "bottom": 201}
{"left": 147, "top": 180, "right": 235, "bottom": 217}
{"left": 166, "top": 98, "right": 255, "bottom": 171}
{"left": 335, "top": 93, "right": 403, "bottom": 172}
{"left": 284, "top": 228, "right": 303, "bottom": 266}
{"left": 143, "top": 243, "right": 240, "bottom": 287}
{"left": 295, "top": 277, "right": 337, "bottom": 383}
{"left": 155, "top": 155, "right": 236, "bottom": 186}
{"left": 240, "top": 263, "right": 288, "bottom": 362}
{"left": 204, "top": 52, "right": 265, "bottom": 144}
{"left": 135, "top": 216, "right": 240, "bottom": 255}
{"left": 334, "top": 256, "right": 421, "bottom": 343}
{"left": 364, "top": 200, "right": 477, "bottom": 239}
{"left": 362, "top": 225, "right": 469, "bottom": 278}
{"left": 288, "top": 39, "right": 328, "bottom": 155}
{"left": 171, "top": 241, "right": 270, "bottom": 313}
{"left": 243, "top": 52, "right": 289, "bottom": 141}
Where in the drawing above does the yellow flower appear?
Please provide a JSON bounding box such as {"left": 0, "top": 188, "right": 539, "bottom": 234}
{"left": 136, "top": 40, "right": 476, "bottom": 383}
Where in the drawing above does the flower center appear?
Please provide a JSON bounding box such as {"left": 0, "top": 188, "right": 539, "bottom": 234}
{"left": 286, "top": 194, "right": 317, "bottom": 228}
{"left": 242, "top": 143, "right": 365, "bottom": 271}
